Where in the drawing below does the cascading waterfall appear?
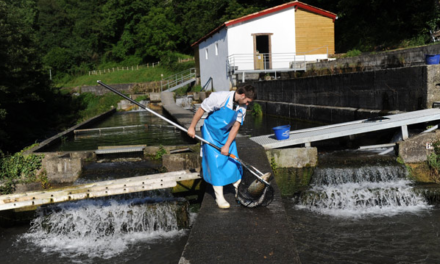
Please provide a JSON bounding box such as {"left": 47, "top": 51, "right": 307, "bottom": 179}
{"left": 296, "top": 164, "right": 431, "bottom": 217}
{"left": 18, "top": 194, "right": 189, "bottom": 260}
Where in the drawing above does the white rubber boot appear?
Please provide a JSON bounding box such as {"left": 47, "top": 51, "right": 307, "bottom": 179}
{"left": 233, "top": 179, "right": 241, "bottom": 199}
{"left": 213, "top": 186, "right": 230, "bottom": 209}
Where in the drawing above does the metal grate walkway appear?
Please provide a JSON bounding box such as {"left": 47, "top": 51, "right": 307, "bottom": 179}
{"left": 251, "top": 109, "right": 440, "bottom": 149}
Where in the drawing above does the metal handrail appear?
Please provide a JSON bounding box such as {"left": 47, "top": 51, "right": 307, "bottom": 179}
{"left": 161, "top": 68, "right": 196, "bottom": 91}
{"left": 227, "top": 46, "right": 329, "bottom": 72}
{"left": 201, "top": 77, "right": 212, "bottom": 91}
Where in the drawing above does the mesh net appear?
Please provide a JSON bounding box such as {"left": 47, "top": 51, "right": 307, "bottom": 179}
{"left": 236, "top": 172, "right": 274, "bottom": 208}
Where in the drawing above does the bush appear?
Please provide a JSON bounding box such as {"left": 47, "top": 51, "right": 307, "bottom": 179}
{"left": 135, "top": 95, "right": 149, "bottom": 102}
{"left": 344, "top": 49, "right": 362, "bottom": 58}
{"left": 399, "top": 35, "right": 428, "bottom": 48}
{"left": 153, "top": 145, "right": 167, "bottom": 160}
{"left": 252, "top": 102, "right": 263, "bottom": 117}
{"left": 0, "top": 150, "right": 44, "bottom": 194}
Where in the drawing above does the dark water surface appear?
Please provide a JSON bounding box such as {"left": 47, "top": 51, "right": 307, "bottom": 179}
{"left": 239, "top": 113, "right": 319, "bottom": 137}
{"left": 285, "top": 199, "right": 440, "bottom": 264}
{"left": 47, "top": 108, "right": 196, "bottom": 152}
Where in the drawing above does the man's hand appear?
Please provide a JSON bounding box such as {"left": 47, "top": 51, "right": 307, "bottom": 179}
{"left": 221, "top": 145, "right": 230, "bottom": 156}
{"left": 187, "top": 107, "right": 205, "bottom": 139}
{"left": 187, "top": 127, "right": 195, "bottom": 138}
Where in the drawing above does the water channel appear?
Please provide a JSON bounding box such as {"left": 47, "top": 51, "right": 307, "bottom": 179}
{"left": 1, "top": 103, "right": 440, "bottom": 263}
{"left": 286, "top": 150, "right": 440, "bottom": 263}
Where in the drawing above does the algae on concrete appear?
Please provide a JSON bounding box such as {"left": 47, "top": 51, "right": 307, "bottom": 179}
{"left": 274, "top": 167, "right": 314, "bottom": 197}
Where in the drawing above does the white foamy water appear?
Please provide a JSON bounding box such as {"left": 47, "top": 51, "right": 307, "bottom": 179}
{"left": 176, "top": 97, "right": 193, "bottom": 109}
{"left": 296, "top": 165, "right": 431, "bottom": 218}
{"left": 18, "top": 197, "right": 188, "bottom": 260}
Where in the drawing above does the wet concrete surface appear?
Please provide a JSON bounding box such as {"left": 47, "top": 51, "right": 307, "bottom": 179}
{"left": 179, "top": 137, "right": 301, "bottom": 264}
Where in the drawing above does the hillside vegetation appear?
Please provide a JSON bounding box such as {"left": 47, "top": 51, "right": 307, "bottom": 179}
{"left": 58, "top": 60, "right": 195, "bottom": 88}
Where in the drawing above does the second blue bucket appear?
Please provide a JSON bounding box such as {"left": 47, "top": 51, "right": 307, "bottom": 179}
{"left": 273, "top": 125, "right": 290, "bottom": 140}
{"left": 425, "top": 54, "right": 440, "bottom": 65}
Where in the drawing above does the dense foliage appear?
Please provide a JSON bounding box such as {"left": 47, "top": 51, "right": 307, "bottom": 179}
{"left": 8, "top": 0, "right": 439, "bottom": 81}
{"left": 0, "top": 148, "right": 45, "bottom": 194}
{"left": 0, "top": 1, "right": 84, "bottom": 153}
{"left": 1, "top": 0, "right": 440, "bottom": 154}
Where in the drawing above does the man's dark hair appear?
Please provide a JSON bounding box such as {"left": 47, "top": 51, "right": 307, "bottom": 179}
{"left": 237, "top": 84, "right": 257, "bottom": 100}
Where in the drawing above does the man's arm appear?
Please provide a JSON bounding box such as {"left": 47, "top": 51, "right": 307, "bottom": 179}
{"left": 221, "top": 121, "right": 240, "bottom": 155}
{"left": 187, "top": 107, "right": 205, "bottom": 138}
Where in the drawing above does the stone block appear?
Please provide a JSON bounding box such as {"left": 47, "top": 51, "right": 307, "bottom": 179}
{"left": 150, "top": 93, "right": 161, "bottom": 103}
{"left": 43, "top": 153, "right": 83, "bottom": 183}
{"left": 14, "top": 182, "right": 43, "bottom": 193}
{"left": 117, "top": 100, "right": 132, "bottom": 110}
{"left": 398, "top": 130, "right": 440, "bottom": 163}
{"left": 144, "top": 145, "right": 200, "bottom": 156}
{"left": 199, "top": 92, "right": 206, "bottom": 101}
{"left": 266, "top": 147, "right": 318, "bottom": 168}
{"left": 162, "top": 153, "right": 201, "bottom": 172}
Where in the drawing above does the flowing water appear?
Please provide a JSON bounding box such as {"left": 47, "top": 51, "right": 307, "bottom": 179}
{"left": 287, "top": 151, "right": 440, "bottom": 263}
{"left": 0, "top": 191, "right": 194, "bottom": 264}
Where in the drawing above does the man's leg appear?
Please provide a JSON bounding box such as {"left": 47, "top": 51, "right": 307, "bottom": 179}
{"left": 213, "top": 185, "right": 230, "bottom": 209}
{"left": 233, "top": 179, "right": 241, "bottom": 199}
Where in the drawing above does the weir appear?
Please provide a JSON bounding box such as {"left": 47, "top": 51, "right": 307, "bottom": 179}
{"left": 0, "top": 170, "right": 200, "bottom": 211}
{"left": 296, "top": 163, "right": 430, "bottom": 217}
{"left": 13, "top": 192, "right": 190, "bottom": 261}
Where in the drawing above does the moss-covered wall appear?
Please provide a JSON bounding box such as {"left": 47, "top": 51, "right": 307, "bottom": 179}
{"left": 272, "top": 167, "right": 314, "bottom": 197}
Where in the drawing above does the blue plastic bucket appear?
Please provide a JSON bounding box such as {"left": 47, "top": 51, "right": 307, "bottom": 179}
{"left": 273, "top": 125, "right": 290, "bottom": 140}
{"left": 425, "top": 54, "right": 440, "bottom": 65}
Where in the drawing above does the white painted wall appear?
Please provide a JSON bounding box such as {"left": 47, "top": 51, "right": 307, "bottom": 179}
{"left": 198, "top": 28, "right": 230, "bottom": 91}
{"left": 197, "top": 6, "right": 330, "bottom": 89}
{"left": 227, "top": 8, "right": 297, "bottom": 70}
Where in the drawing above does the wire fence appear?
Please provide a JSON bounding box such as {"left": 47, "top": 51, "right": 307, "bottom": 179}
{"left": 88, "top": 57, "right": 195, "bottom": 76}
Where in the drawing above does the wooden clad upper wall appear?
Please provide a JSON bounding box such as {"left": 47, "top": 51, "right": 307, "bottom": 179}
{"left": 295, "top": 9, "right": 335, "bottom": 54}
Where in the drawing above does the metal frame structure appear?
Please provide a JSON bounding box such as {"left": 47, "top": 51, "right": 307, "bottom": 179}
{"left": 251, "top": 109, "right": 440, "bottom": 149}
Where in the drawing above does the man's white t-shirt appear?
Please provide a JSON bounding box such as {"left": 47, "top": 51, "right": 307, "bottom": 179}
{"left": 200, "top": 91, "right": 247, "bottom": 124}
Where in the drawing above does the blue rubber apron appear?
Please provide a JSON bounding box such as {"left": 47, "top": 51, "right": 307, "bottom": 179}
{"left": 201, "top": 96, "right": 243, "bottom": 186}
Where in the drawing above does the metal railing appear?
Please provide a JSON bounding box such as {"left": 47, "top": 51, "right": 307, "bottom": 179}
{"left": 160, "top": 68, "right": 196, "bottom": 92}
{"left": 201, "top": 77, "right": 213, "bottom": 91}
{"left": 227, "top": 46, "right": 329, "bottom": 73}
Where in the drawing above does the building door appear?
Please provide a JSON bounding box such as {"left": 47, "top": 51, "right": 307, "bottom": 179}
{"left": 253, "top": 33, "right": 272, "bottom": 70}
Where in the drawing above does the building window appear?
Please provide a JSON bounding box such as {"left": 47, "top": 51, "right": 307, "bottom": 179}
{"left": 215, "top": 43, "right": 218, "bottom": 56}
{"left": 205, "top": 48, "right": 209, "bottom": 60}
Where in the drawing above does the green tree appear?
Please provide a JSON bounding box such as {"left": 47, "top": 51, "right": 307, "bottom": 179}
{"left": 304, "top": 0, "right": 439, "bottom": 52}
{"left": 0, "top": 0, "right": 81, "bottom": 153}
{"left": 136, "top": 6, "right": 181, "bottom": 60}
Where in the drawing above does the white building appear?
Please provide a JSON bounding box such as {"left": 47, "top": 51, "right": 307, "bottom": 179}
{"left": 192, "top": 1, "right": 337, "bottom": 91}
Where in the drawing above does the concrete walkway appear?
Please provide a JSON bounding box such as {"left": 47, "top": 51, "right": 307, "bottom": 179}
{"left": 159, "top": 97, "right": 301, "bottom": 263}
{"left": 179, "top": 137, "right": 301, "bottom": 264}
{"left": 161, "top": 92, "right": 203, "bottom": 131}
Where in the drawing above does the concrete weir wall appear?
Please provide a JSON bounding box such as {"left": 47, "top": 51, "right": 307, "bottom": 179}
{"left": 253, "top": 65, "right": 440, "bottom": 123}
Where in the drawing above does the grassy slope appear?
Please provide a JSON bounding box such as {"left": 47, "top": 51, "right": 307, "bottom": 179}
{"left": 57, "top": 61, "right": 196, "bottom": 88}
